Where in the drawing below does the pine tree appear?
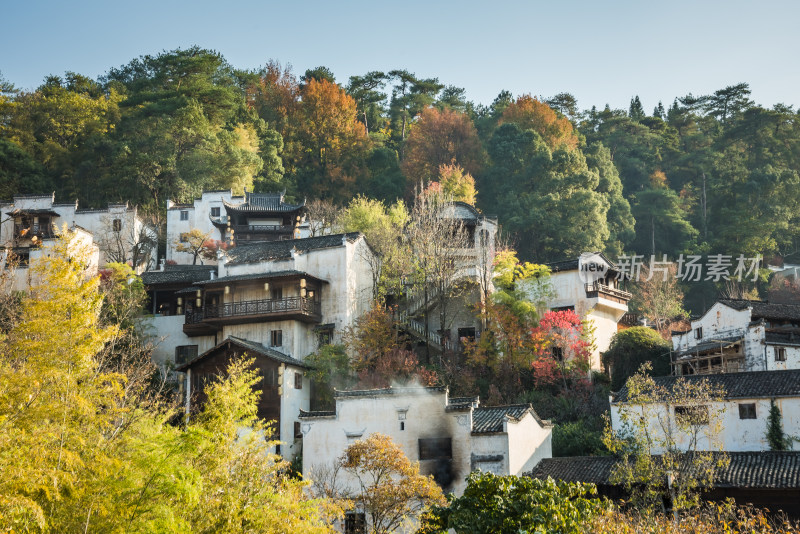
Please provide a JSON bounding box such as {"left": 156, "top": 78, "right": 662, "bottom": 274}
{"left": 653, "top": 101, "right": 665, "bottom": 119}
{"left": 766, "top": 399, "right": 788, "bottom": 451}
{"left": 629, "top": 96, "right": 645, "bottom": 121}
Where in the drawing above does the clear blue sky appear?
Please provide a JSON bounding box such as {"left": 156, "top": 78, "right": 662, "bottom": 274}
{"left": 2, "top": 0, "right": 799, "bottom": 112}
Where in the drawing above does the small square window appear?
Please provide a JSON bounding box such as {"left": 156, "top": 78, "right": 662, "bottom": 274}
{"left": 271, "top": 330, "right": 283, "bottom": 347}
{"left": 775, "top": 347, "right": 787, "bottom": 362}
{"left": 112, "top": 218, "right": 122, "bottom": 232}
{"left": 738, "top": 403, "right": 757, "bottom": 419}
{"left": 210, "top": 207, "right": 220, "bottom": 217}
{"left": 180, "top": 210, "right": 189, "bottom": 221}
{"left": 344, "top": 512, "right": 366, "bottom": 534}
{"left": 294, "top": 372, "right": 303, "bottom": 389}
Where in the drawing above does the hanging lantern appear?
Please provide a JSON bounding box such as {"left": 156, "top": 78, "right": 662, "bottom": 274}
{"left": 300, "top": 288, "right": 307, "bottom": 298}
{"left": 300, "top": 278, "right": 307, "bottom": 288}
{"left": 196, "top": 289, "right": 201, "bottom": 298}
{"left": 177, "top": 297, "right": 183, "bottom": 306}
{"left": 195, "top": 298, "right": 202, "bottom": 308}
{"left": 225, "top": 285, "right": 230, "bottom": 295}
{"left": 264, "top": 282, "right": 270, "bottom": 292}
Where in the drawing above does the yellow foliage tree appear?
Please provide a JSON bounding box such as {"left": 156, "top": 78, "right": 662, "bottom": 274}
{"left": 500, "top": 95, "right": 579, "bottom": 151}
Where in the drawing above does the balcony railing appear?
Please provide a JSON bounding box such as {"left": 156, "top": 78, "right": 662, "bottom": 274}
{"left": 186, "top": 296, "right": 321, "bottom": 324}
{"left": 585, "top": 282, "right": 632, "bottom": 303}
{"left": 232, "top": 224, "right": 294, "bottom": 234}
{"left": 14, "top": 223, "right": 55, "bottom": 239}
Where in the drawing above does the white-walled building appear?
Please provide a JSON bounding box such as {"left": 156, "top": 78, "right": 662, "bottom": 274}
{"left": 165, "top": 190, "right": 307, "bottom": 265}
{"left": 300, "top": 386, "right": 552, "bottom": 498}
{"left": 672, "top": 299, "right": 800, "bottom": 375}
{"left": 531, "top": 253, "right": 631, "bottom": 371}
{"left": 1, "top": 193, "right": 156, "bottom": 273}
{"left": 155, "top": 233, "right": 376, "bottom": 458}
{"left": 610, "top": 369, "right": 800, "bottom": 453}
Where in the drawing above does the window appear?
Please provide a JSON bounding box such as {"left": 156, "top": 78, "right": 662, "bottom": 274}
{"left": 271, "top": 287, "right": 283, "bottom": 300}
{"left": 261, "top": 367, "right": 277, "bottom": 387}
{"left": 675, "top": 405, "right": 709, "bottom": 425}
{"left": 210, "top": 207, "right": 220, "bottom": 217}
{"left": 294, "top": 421, "right": 302, "bottom": 439}
{"left": 317, "top": 327, "right": 334, "bottom": 346}
{"left": 271, "top": 330, "right": 283, "bottom": 347}
{"left": 418, "top": 438, "right": 452, "bottom": 460}
{"left": 458, "top": 327, "right": 476, "bottom": 342}
{"left": 739, "top": 403, "right": 757, "bottom": 419}
{"left": 174, "top": 345, "right": 198, "bottom": 366}
{"left": 694, "top": 327, "right": 703, "bottom": 339}
{"left": 400, "top": 421, "right": 405, "bottom": 431}
{"left": 344, "top": 512, "right": 366, "bottom": 534}
{"left": 112, "top": 218, "right": 122, "bottom": 232}
{"left": 180, "top": 210, "right": 189, "bottom": 221}
{"left": 294, "top": 372, "right": 303, "bottom": 389}
{"left": 775, "top": 347, "right": 787, "bottom": 362}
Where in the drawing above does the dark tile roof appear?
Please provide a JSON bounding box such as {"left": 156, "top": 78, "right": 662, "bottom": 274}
{"left": 545, "top": 252, "right": 618, "bottom": 273}
{"left": 614, "top": 369, "right": 800, "bottom": 402}
{"left": 299, "top": 409, "right": 336, "bottom": 419}
{"left": 472, "top": 404, "right": 545, "bottom": 433}
{"left": 718, "top": 299, "right": 800, "bottom": 322}
{"left": 193, "top": 270, "right": 327, "bottom": 286}
{"left": 225, "top": 233, "right": 363, "bottom": 265}
{"left": 765, "top": 330, "right": 800, "bottom": 346}
{"left": 528, "top": 452, "right": 800, "bottom": 489}
{"left": 223, "top": 191, "right": 305, "bottom": 213}
{"left": 176, "top": 335, "right": 308, "bottom": 372}
{"left": 141, "top": 265, "right": 217, "bottom": 286}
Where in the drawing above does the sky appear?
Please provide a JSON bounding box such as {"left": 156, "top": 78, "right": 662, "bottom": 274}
{"left": 2, "top": 0, "right": 799, "bottom": 112}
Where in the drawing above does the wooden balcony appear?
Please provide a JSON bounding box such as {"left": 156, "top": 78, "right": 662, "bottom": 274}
{"left": 184, "top": 296, "right": 321, "bottom": 333}
{"left": 14, "top": 223, "right": 56, "bottom": 240}
{"left": 585, "top": 282, "right": 632, "bottom": 304}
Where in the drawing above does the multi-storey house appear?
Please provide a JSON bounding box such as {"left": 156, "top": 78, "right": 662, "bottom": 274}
{"left": 156, "top": 233, "right": 376, "bottom": 458}
{"left": 672, "top": 299, "right": 800, "bottom": 375}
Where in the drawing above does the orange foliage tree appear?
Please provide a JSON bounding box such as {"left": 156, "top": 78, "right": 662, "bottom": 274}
{"left": 296, "top": 78, "right": 369, "bottom": 201}
{"left": 500, "top": 95, "right": 579, "bottom": 151}
{"left": 401, "top": 107, "right": 485, "bottom": 185}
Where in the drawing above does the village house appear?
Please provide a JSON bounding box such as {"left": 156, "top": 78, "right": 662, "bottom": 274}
{"left": 300, "top": 386, "right": 552, "bottom": 500}
{"left": 671, "top": 299, "right": 800, "bottom": 375}
{"left": 527, "top": 253, "right": 631, "bottom": 371}
{"left": 609, "top": 369, "right": 800, "bottom": 453}
{"left": 154, "top": 232, "right": 376, "bottom": 458}
{"left": 165, "top": 190, "right": 308, "bottom": 265}
{"left": 0, "top": 193, "right": 156, "bottom": 275}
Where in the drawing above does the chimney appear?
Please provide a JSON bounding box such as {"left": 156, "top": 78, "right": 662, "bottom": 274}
{"left": 166, "top": 199, "right": 174, "bottom": 210}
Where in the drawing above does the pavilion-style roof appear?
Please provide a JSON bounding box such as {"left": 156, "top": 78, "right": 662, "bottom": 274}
{"left": 175, "top": 335, "right": 308, "bottom": 372}
{"left": 222, "top": 191, "right": 305, "bottom": 214}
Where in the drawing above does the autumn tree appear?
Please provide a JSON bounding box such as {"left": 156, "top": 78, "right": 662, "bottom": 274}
{"left": 500, "top": 95, "right": 579, "bottom": 151}
{"left": 175, "top": 228, "right": 215, "bottom": 264}
{"left": 295, "top": 78, "right": 369, "bottom": 202}
{"left": 628, "top": 262, "right": 688, "bottom": 335}
{"left": 305, "top": 198, "right": 342, "bottom": 237}
{"left": 434, "top": 163, "right": 477, "bottom": 205}
{"left": 401, "top": 106, "right": 484, "bottom": 185}
{"left": 313, "top": 433, "right": 445, "bottom": 534}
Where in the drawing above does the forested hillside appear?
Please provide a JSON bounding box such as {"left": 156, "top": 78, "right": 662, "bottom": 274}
{"left": 2, "top": 47, "right": 799, "bottom": 311}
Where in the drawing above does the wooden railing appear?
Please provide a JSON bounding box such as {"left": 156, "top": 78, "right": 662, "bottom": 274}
{"left": 187, "top": 296, "right": 321, "bottom": 323}
{"left": 232, "top": 224, "right": 294, "bottom": 234}
{"left": 14, "top": 223, "right": 55, "bottom": 239}
{"left": 585, "top": 282, "right": 632, "bottom": 302}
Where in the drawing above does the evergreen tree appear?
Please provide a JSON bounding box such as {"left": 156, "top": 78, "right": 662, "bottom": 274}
{"left": 628, "top": 96, "right": 645, "bottom": 121}
{"left": 766, "top": 399, "right": 789, "bottom": 451}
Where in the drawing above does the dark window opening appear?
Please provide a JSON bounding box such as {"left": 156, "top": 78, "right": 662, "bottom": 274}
{"left": 675, "top": 405, "right": 709, "bottom": 425}
{"left": 739, "top": 403, "right": 757, "bottom": 419}
{"left": 294, "top": 372, "right": 303, "bottom": 389}
{"left": 344, "top": 512, "right": 366, "bottom": 534}
{"left": 294, "top": 421, "right": 302, "bottom": 439}
{"left": 419, "top": 438, "right": 452, "bottom": 460}
{"left": 271, "top": 287, "right": 283, "bottom": 300}
{"left": 112, "top": 218, "right": 122, "bottom": 232}
{"left": 400, "top": 422, "right": 405, "bottom": 431}
{"left": 210, "top": 207, "right": 220, "bottom": 217}
{"left": 180, "top": 210, "right": 189, "bottom": 221}
{"left": 175, "top": 345, "right": 198, "bottom": 366}
{"left": 271, "top": 330, "right": 283, "bottom": 347}
{"left": 695, "top": 327, "right": 703, "bottom": 339}
{"left": 458, "top": 327, "right": 476, "bottom": 342}
{"left": 318, "top": 328, "right": 333, "bottom": 346}
{"left": 775, "top": 347, "right": 787, "bottom": 362}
